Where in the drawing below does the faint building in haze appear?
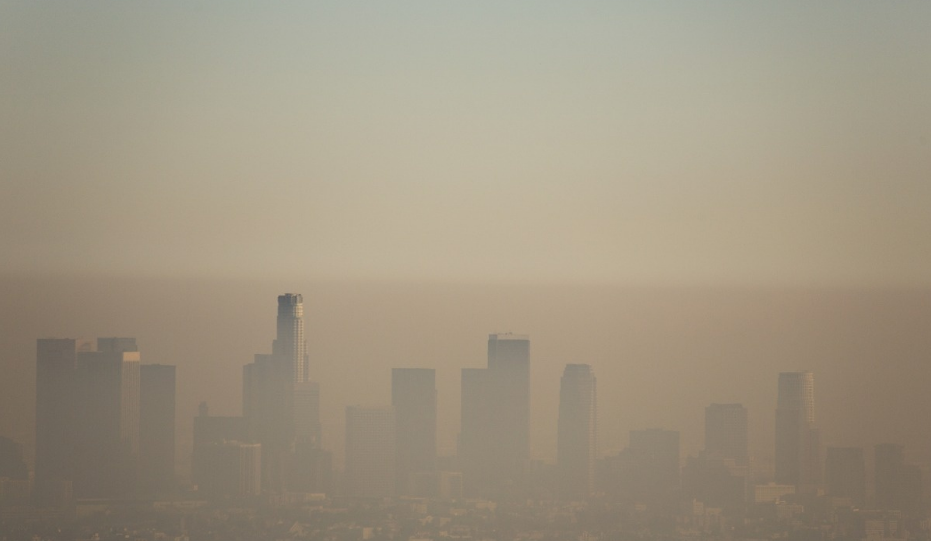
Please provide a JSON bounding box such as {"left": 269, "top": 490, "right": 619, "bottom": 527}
{"left": 34, "top": 339, "right": 81, "bottom": 506}
{"left": 705, "top": 403, "right": 749, "bottom": 466}
{"left": 775, "top": 371, "right": 821, "bottom": 492}
{"left": 825, "top": 446, "right": 865, "bottom": 506}
{"left": 139, "top": 364, "right": 176, "bottom": 496}
{"left": 556, "top": 364, "right": 596, "bottom": 501}
{"left": 460, "top": 333, "right": 530, "bottom": 499}
{"left": 392, "top": 368, "right": 436, "bottom": 496}
{"left": 73, "top": 338, "right": 140, "bottom": 499}
{"left": 345, "top": 406, "right": 396, "bottom": 498}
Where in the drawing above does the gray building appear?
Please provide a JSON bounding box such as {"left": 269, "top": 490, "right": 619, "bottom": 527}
{"left": 35, "top": 338, "right": 82, "bottom": 506}
{"left": 460, "top": 333, "right": 530, "bottom": 499}
{"left": 825, "top": 446, "right": 865, "bottom": 506}
{"left": 705, "top": 403, "right": 749, "bottom": 466}
{"left": 775, "top": 371, "right": 820, "bottom": 492}
{"left": 73, "top": 338, "right": 141, "bottom": 499}
{"left": 392, "top": 368, "right": 436, "bottom": 496}
{"left": 556, "top": 364, "right": 597, "bottom": 501}
{"left": 345, "top": 406, "right": 396, "bottom": 498}
{"left": 139, "top": 364, "right": 176, "bottom": 496}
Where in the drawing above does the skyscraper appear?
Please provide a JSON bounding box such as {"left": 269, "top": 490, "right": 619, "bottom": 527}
{"left": 875, "top": 443, "right": 923, "bottom": 514}
{"left": 345, "top": 406, "right": 396, "bottom": 498}
{"left": 242, "top": 293, "right": 314, "bottom": 492}
{"left": 392, "top": 368, "right": 436, "bottom": 496}
{"left": 73, "top": 338, "right": 141, "bottom": 498}
{"left": 274, "top": 293, "right": 308, "bottom": 383}
{"left": 139, "top": 364, "right": 176, "bottom": 496}
{"left": 487, "top": 333, "right": 531, "bottom": 468}
{"left": 775, "top": 371, "right": 820, "bottom": 492}
{"left": 556, "top": 364, "right": 597, "bottom": 501}
{"left": 704, "top": 403, "right": 749, "bottom": 466}
{"left": 35, "top": 338, "right": 80, "bottom": 505}
{"left": 460, "top": 333, "right": 530, "bottom": 499}
{"left": 825, "top": 447, "right": 865, "bottom": 506}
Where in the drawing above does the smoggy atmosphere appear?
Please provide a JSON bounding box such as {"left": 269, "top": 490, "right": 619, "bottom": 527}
{"left": 1, "top": 2, "right": 930, "bottom": 539}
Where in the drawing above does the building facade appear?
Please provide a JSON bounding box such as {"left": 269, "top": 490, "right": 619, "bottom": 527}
{"left": 774, "top": 371, "right": 820, "bottom": 492}
{"left": 556, "top": 364, "right": 597, "bottom": 501}
{"left": 460, "top": 333, "right": 530, "bottom": 499}
{"left": 392, "top": 368, "right": 436, "bottom": 496}
{"left": 345, "top": 406, "right": 396, "bottom": 498}
{"left": 139, "top": 364, "right": 176, "bottom": 496}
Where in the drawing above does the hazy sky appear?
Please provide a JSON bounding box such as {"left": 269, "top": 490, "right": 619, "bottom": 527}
{"left": 1, "top": 3, "right": 930, "bottom": 479}
{"left": 2, "top": 1, "right": 930, "bottom": 285}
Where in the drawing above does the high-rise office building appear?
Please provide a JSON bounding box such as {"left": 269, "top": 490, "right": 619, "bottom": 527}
{"left": 197, "top": 441, "right": 262, "bottom": 499}
{"left": 35, "top": 338, "right": 81, "bottom": 505}
{"left": 705, "top": 403, "right": 749, "bottom": 466}
{"left": 605, "top": 428, "right": 681, "bottom": 510}
{"left": 243, "top": 354, "right": 292, "bottom": 491}
{"left": 290, "top": 381, "right": 330, "bottom": 495}
{"left": 487, "top": 333, "right": 530, "bottom": 467}
{"left": 460, "top": 333, "right": 530, "bottom": 498}
{"left": 293, "top": 380, "right": 322, "bottom": 445}
{"left": 556, "top": 364, "right": 597, "bottom": 501}
{"left": 274, "top": 293, "right": 308, "bottom": 384}
{"left": 875, "top": 443, "right": 923, "bottom": 514}
{"left": 345, "top": 406, "right": 396, "bottom": 498}
{"left": 73, "top": 338, "right": 141, "bottom": 499}
{"left": 775, "top": 371, "right": 820, "bottom": 492}
{"left": 392, "top": 368, "right": 436, "bottom": 496}
{"left": 825, "top": 447, "right": 865, "bottom": 506}
{"left": 0, "top": 436, "right": 28, "bottom": 481}
{"left": 139, "top": 364, "right": 176, "bottom": 496}
{"left": 243, "top": 294, "right": 318, "bottom": 492}
{"left": 192, "top": 403, "right": 247, "bottom": 493}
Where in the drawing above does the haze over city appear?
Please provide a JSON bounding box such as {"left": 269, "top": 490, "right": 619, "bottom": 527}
{"left": 1, "top": 2, "right": 930, "bottom": 539}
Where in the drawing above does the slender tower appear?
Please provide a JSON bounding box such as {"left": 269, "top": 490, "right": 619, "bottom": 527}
{"left": 774, "top": 371, "right": 820, "bottom": 492}
{"left": 392, "top": 368, "right": 437, "bottom": 496}
{"left": 556, "top": 364, "right": 597, "bottom": 501}
{"left": 273, "top": 293, "right": 307, "bottom": 383}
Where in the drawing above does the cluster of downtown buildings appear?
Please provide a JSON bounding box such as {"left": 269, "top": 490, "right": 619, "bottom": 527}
{"left": 1, "top": 293, "right": 927, "bottom": 531}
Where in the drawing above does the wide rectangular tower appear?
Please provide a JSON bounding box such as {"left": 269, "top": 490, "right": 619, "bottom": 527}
{"left": 460, "top": 333, "right": 530, "bottom": 499}
{"left": 705, "top": 403, "right": 749, "bottom": 467}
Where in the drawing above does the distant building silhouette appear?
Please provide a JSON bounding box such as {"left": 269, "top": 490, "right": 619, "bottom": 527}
{"left": 73, "top": 338, "right": 140, "bottom": 499}
{"left": 192, "top": 403, "right": 247, "bottom": 497}
{"left": 825, "top": 446, "right": 865, "bottom": 507}
{"left": 705, "top": 403, "right": 749, "bottom": 467}
{"left": 273, "top": 293, "right": 308, "bottom": 384}
{"left": 775, "top": 371, "right": 820, "bottom": 492}
{"left": 0, "top": 436, "right": 28, "bottom": 481}
{"left": 345, "top": 406, "right": 396, "bottom": 498}
{"left": 197, "top": 440, "right": 262, "bottom": 499}
{"left": 682, "top": 404, "right": 749, "bottom": 513}
{"left": 392, "top": 368, "right": 436, "bottom": 496}
{"left": 556, "top": 364, "right": 596, "bottom": 501}
{"left": 242, "top": 294, "right": 320, "bottom": 493}
{"left": 139, "top": 364, "right": 176, "bottom": 496}
{"left": 34, "top": 338, "right": 83, "bottom": 506}
{"left": 460, "top": 333, "right": 530, "bottom": 499}
{"left": 874, "top": 443, "right": 923, "bottom": 514}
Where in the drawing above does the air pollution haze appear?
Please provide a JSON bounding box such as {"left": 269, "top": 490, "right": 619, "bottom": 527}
{"left": 1, "top": 1, "right": 930, "bottom": 537}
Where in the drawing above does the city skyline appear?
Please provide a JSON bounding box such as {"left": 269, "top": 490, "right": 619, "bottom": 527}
{"left": 6, "top": 282, "right": 931, "bottom": 475}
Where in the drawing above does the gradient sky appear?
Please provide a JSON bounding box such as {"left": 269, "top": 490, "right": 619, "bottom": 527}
{"left": 2, "top": 1, "right": 930, "bottom": 285}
